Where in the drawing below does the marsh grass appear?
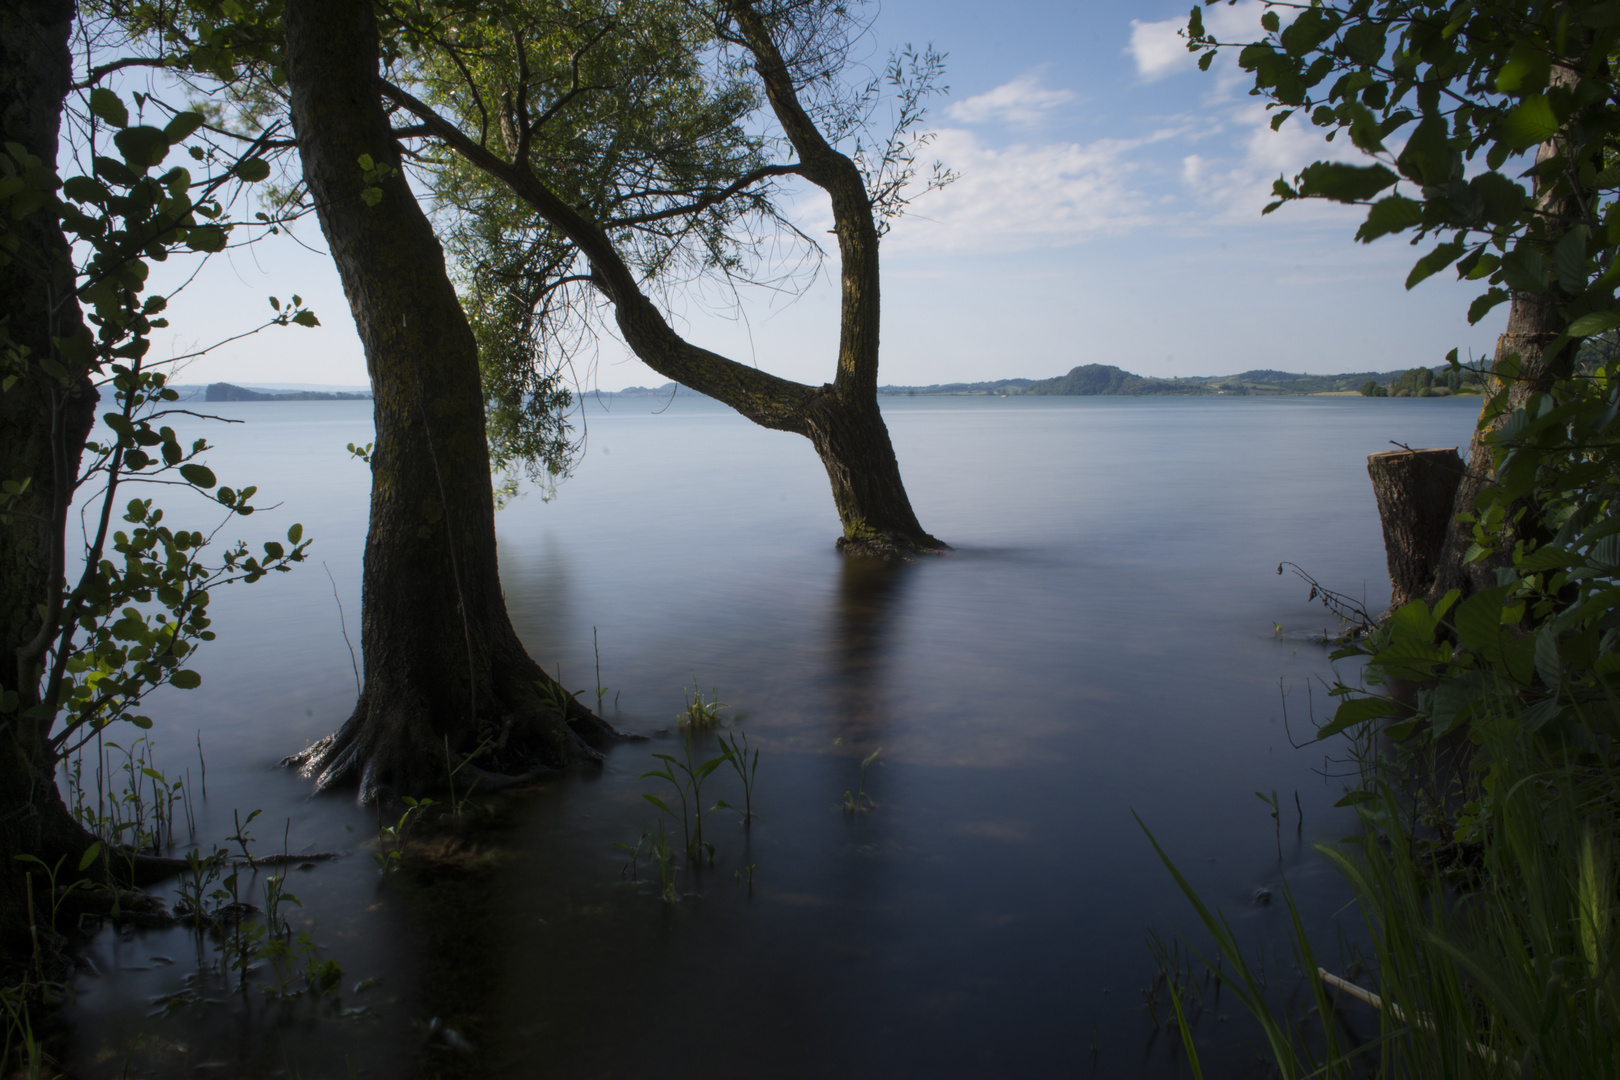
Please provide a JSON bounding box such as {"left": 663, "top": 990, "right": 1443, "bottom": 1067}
{"left": 1143, "top": 694, "right": 1620, "bottom": 1078}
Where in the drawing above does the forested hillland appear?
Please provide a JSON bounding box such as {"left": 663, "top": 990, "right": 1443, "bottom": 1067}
{"left": 875, "top": 363, "right": 1479, "bottom": 397}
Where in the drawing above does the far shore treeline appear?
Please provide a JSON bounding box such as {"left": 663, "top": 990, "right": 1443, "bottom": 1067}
{"left": 612, "top": 362, "right": 1488, "bottom": 400}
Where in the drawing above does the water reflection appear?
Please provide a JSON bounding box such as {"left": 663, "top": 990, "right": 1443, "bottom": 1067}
{"left": 827, "top": 555, "right": 914, "bottom": 745}
{"left": 54, "top": 395, "right": 1488, "bottom": 1079}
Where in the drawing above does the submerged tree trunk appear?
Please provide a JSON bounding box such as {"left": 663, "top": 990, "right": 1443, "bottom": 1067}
{"left": 1367, "top": 447, "right": 1464, "bottom": 612}
{"left": 378, "top": 0, "right": 944, "bottom": 558}
{"left": 282, "top": 0, "right": 612, "bottom": 801}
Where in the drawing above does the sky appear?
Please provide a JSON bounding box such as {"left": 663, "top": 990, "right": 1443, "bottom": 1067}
{"left": 148, "top": 0, "right": 1509, "bottom": 391}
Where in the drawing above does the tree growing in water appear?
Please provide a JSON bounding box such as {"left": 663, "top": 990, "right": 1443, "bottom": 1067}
{"left": 381, "top": 0, "right": 953, "bottom": 556}
{"left": 281, "top": 0, "right": 618, "bottom": 799}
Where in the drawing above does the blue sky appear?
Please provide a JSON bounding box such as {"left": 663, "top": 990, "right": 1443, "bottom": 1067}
{"left": 155, "top": 0, "right": 1508, "bottom": 390}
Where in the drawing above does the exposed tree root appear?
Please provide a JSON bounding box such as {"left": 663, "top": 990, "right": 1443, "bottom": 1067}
{"left": 284, "top": 670, "right": 633, "bottom": 803}
{"left": 835, "top": 532, "right": 950, "bottom": 561}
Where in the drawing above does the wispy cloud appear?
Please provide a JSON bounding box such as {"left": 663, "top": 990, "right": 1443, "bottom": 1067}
{"left": 886, "top": 127, "right": 1178, "bottom": 254}
{"left": 945, "top": 74, "right": 1075, "bottom": 126}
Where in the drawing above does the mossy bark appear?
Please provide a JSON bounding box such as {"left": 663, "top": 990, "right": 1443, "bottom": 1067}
{"left": 282, "top": 0, "right": 612, "bottom": 802}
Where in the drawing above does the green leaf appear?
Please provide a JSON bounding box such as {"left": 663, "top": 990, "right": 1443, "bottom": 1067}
{"left": 1501, "top": 95, "right": 1559, "bottom": 150}
{"left": 1394, "top": 115, "right": 1454, "bottom": 186}
{"left": 288, "top": 523, "right": 303, "bottom": 544}
{"left": 88, "top": 88, "right": 128, "bottom": 129}
{"left": 185, "top": 226, "right": 228, "bottom": 253}
{"left": 1318, "top": 695, "right": 1397, "bottom": 739}
{"left": 163, "top": 111, "right": 205, "bottom": 143}
{"left": 234, "top": 158, "right": 271, "bottom": 182}
{"left": 178, "top": 463, "right": 216, "bottom": 488}
{"left": 1356, "top": 194, "right": 1423, "bottom": 242}
{"left": 169, "top": 669, "right": 202, "bottom": 689}
{"left": 1554, "top": 227, "right": 1589, "bottom": 292}
{"left": 1568, "top": 310, "right": 1620, "bottom": 336}
{"left": 113, "top": 126, "right": 169, "bottom": 171}
{"left": 1296, "top": 161, "right": 1399, "bottom": 203}
{"left": 1333, "top": 790, "right": 1377, "bottom": 807}
{"left": 1406, "top": 242, "right": 1466, "bottom": 289}
{"left": 78, "top": 841, "right": 103, "bottom": 871}
{"left": 291, "top": 310, "right": 320, "bottom": 327}
{"left": 1469, "top": 288, "right": 1509, "bottom": 324}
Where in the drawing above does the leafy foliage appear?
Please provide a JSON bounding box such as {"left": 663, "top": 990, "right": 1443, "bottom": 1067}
{"left": 1, "top": 80, "right": 312, "bottom": 759}
{"left": 1189, "top": 0, "right": 1620, "bottom": 349}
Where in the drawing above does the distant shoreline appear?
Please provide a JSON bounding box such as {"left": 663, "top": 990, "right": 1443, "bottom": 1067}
{"left": 607, "top": 362, "right": 1481, "bottom": 400}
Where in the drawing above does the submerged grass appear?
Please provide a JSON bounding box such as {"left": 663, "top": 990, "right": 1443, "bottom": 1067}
{"left": 1144, "top": 692, "right": 1620, "bottom": 1079}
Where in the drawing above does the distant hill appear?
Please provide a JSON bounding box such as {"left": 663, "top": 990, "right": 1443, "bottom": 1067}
{"left": 603, "top": 382, "right": 713, "bottom": 399}
{"left": 875, "top": 364, "right": 1474, "bottom": 397}
{"left": 1023, "top": 364, "right": 1199, "bottom": 396}
{"left": 205, "top": 383, "right": 371, "bottom": 401}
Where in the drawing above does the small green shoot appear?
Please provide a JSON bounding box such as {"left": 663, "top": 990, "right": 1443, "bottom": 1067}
{"left": 677, "top": 675, "right": 727, "bottom": 731}
{"left": 717, "top": 729, "right": 759, "bottom": 824}
{"left": 843, "top": 746, "right": 882, "bottom": 813}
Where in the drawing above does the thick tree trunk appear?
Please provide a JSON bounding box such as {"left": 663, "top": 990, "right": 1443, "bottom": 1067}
{"left": 281, "top": 0, "right": 612, "bottom": 802}
{"left": 1367, "top": 447, "right": 1463, "bottom": 613}
{"left": 376, "top": 0, "right": 944, "bottom": 557}
{"left": 0, "top": 0, "right": 102, "bottom": 961}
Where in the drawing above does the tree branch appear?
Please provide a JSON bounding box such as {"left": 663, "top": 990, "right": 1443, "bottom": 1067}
{"left": 605, "top": 163, "right": 801, "bottom": 228}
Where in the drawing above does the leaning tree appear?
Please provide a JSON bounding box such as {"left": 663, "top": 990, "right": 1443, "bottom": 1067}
{"left": 381, "top": 0, "right": 954, "bottom": 556}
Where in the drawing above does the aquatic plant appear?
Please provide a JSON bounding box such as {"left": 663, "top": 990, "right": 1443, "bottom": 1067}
{"left": 640, "top": 730, "right": 731, "bottom": 862}
{"left": 375, "top": 796, "right": 434, "bottom": 874}
{"left": 718, "top": 730, "right": 759, "bottom": 824}
{"left": 651, "top": 824, "right": 679, "bottom": 904}
{"left": 677, "top": 676, "right": 728, "bottom": 731}
{"left": 843, "top": 747, "right": 883, "bottom": 813}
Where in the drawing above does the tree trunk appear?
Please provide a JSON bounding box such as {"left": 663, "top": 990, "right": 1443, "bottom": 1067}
{"left": 0, "top": 0, "right": 103, "bottom": 962}
{"left": 376, "top": 0, "right": 944, "bottom": 557}
{"left": 1428, "top": 291, "right": 1571, "bottom": 604}
{"left": 281, "top": 0, "right": 612, "bottom": 802}
{"left": 1367, "top": 447, "right": 1464, "bottom": 613}
{"left": 1427, "top": 64, "right": 1579, "bottom": 606}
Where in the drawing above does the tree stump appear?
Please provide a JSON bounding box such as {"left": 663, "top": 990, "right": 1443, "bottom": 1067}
{"left": 1367, "top": 447, "right": 1465, "bottom": 613}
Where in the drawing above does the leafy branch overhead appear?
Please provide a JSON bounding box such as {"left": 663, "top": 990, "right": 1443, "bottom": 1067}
{"left": 1188, "top": 0, "right": 1620, "bottom": 344}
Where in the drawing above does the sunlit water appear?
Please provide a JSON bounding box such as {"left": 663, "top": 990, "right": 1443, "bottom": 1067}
{"left": 60, "top": 393, "right": 1484, "bottom": 1078}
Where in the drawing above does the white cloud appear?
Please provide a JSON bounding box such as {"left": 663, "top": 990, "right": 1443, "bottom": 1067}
{"left": 1179, "top": 103, "right": 1371, "bottom": 228}
{"left": 1127, "top": 2, "right": 1270, "bottom": 82}
{"left": 945, "top": 74, "right": 1075, "bottom": 126}
{"left": 886, "top": 127, "right": 1177, "bottom": 255}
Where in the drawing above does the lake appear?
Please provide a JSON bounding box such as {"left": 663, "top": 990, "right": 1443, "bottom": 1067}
{"left": 60, "top": 392, "right": 1484, "bottom": 1078}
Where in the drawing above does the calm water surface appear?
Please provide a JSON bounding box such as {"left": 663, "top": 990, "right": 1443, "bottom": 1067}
{"left": 63, "top": 393, "right": 1483, "bottom": 1078}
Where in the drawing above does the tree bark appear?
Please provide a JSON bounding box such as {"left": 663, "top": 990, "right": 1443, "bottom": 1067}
{"left": 281, "top": 0, "right": 613, "bottom": 802}
{"left": 0, "top": 0, "right": 104, "bottom": 961}
{"left": 1427, "top": 64, "right": 1580, "bottom": 606}
{"left": 1367, "top": 447, "right": 1464, "bottom": 612}
{"left": 377, "top": 0, "right": 944, "bottom": 558}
